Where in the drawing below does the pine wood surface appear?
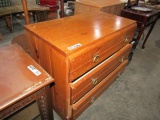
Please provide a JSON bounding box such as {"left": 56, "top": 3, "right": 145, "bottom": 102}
{"left": 25, "top": 12, "right": 136, "bottom": 55}
{"left": 74, "top": 0, "right": 136, "bottom": 15}
{"left": 25, "top": 12, "right": 137, "bottom": 119}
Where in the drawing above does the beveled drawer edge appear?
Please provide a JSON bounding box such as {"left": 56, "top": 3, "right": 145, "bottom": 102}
{"left": 71, "top": 44, "right": 131, "bottom": 85}
{"left": 69, "top": 41, "right": 132, "bottom": 82}
{"left": 71, "top": 53, "right": 115, "bottom": 85}
{"left": 72, "top": 60, "right": 128, "bottom": 118}
{"left": 70, "top": 44, "right": 132, "bottom": 103}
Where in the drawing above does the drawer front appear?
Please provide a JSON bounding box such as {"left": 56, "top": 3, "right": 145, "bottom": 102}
{"left": 72, "top": 60, "right": 128, "bottom": 119}
{"left": 70, "top": 44, "right": 131, "bottom": 104}
{"left": 69, "top": 24, "right": 136, "bottom": 82}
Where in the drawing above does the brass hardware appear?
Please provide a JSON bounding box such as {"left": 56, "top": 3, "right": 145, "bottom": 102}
{"left": 93, "top": 54, "right": 100, "bottom": 63}
{"left": 92, "top": 78, "right": 98, "bottom": 85}
{"left": 124, "top": 36, "right": 129, "bottom": 43}
{"left": 121, "top": 56, "right": 124, "bottom": 62}
{"left": 91, "top": 97, "right": 95, "bottom": 104}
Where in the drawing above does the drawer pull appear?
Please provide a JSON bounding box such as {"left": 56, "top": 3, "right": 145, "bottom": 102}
{"left": 124, "top": 37, "right": 129, "bottom": 43}
{"left": 93, "top": 54, "right": 100, "bottom": 63}
{"left": 121, "top": 56, "right": 124, "bottom": 62}
{"left": 91, "top": 97, "right": 95, "bottom": 104}
{"left": 92, "top": 78, "right": 98, "bottom": 85}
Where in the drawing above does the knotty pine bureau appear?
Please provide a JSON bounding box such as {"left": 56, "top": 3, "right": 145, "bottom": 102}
{"left": 24, "top": 12, "right": 136, "bottom": 119}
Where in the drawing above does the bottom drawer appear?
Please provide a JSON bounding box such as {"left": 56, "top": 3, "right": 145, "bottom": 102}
{"left": 72, "top": 60, "right": 128, "bottom": 119}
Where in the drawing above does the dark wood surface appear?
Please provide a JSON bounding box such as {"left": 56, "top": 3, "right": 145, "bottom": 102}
{"left": 0, "top": 45, "right": 54, "bottom": 120}
{"left": 121, "top": 8, "right": 160, "bottom": 48}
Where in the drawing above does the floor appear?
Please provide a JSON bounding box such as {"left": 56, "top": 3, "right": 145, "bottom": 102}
{"left": 0, "top": 14, "right": 160, "bottom": 120}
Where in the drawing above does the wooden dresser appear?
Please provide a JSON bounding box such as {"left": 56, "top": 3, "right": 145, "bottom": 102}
{"left": 24, "top": 12, "right": 136, "bottom": 119}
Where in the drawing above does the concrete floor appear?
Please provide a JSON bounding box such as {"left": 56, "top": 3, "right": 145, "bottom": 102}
{"left": 0, "top": 16, "right": 160, "bottom": 120}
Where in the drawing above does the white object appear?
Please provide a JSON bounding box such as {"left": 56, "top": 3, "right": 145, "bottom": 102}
{"left": 131, "top": 6, "right": 152, "bottom": 12}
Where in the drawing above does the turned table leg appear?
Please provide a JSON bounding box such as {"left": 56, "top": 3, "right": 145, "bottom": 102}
{"left": 4, "top": 15, "right": 13, "bottom": 32}
{"left": 141, "top": 16, "right": 159, "bottom": 49}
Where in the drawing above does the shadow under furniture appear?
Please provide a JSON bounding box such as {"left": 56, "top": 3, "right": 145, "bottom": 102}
{"left": 0, "top": 45, "right": 54, "bottom": 120}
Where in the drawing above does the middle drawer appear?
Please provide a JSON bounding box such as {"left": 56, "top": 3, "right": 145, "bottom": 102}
{"left": 70, "top": 44, "right": 132, "bottom": 104}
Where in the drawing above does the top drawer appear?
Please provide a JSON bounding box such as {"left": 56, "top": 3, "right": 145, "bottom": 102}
{"left": 69, "top": 24, "right": 136, "bottom": 82}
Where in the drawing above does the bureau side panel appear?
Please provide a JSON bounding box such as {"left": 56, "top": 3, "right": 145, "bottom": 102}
{"left": 50, "top": 48, "right": 71, "bottom": 119}
{"left": 25, "top": 30, "right": 71, "bottom": 119}
{"left": 25, "top": 30, "right": 52, "bottom": 78}
{"left": 25, "top": 31, "right": 39, "bottom": 62}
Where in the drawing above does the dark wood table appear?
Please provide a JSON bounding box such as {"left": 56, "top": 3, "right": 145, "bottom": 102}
{"left": 0, "top": 5, "right": 51, "bottom": 32}
{"left": 121, "top": 8, "right": 160, "bottom": 48}
{"left": 0, "top": 45, "right": 54, "bottom": 120}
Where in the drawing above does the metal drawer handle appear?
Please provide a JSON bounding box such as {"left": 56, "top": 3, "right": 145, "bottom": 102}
{"left": 93, "top": 54, "right": 100, "bottom": 63}
{"left": 121, "top": 56, "right": 124, "bottom": 62}
{"left": 91, "top": 97, "right": 95, "bottom": 104}
{"left": 124, "top": 36, "right": 129, "bottom": 43}
{"left": 92, "top": 78, "right": 98, "bottom": 85}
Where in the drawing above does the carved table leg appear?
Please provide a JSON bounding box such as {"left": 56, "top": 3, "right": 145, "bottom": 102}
{"left": 37, "top": 85, "right": 54, "bottom": 120}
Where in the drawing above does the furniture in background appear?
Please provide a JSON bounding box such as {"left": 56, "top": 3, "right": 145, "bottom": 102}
{"left": 25, "top": 12, "right": 136, "bottom": 119}
{"left": 74, "top": 0, "right": 129, "bottom": 15}
{"left": 0, "top": 45, "right": 54, "bottom": 120}
{"left": 0, "top": 0, "right": 62, "bottom": 32}
{"left": 121, "top": 5, "right": 160, "bottom": 48}
{"left": 0, "top": 5, "right": 50, "bottom": 32}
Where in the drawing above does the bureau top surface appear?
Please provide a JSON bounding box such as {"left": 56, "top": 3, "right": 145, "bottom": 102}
{"left": 0, "top": 45, "right": 54, "bottom": 110}
{"left": 25, "top": 12, "right": 136, "bottom": 55}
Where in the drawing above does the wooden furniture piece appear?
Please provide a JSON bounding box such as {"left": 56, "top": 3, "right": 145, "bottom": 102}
{"left": 74, "top": 0, "right": 133, "bottom": 15}
{"left": 0, "top": 45, "right": 54, "bottom": 120}
{"left": 24, "top": 12, "right": 137, "bottom": 119}
{"left": 0, "top": 5, "right": 50, "bottom": 32}
{"left": 121, "top": 8, "right": 160, "bottom": 48}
